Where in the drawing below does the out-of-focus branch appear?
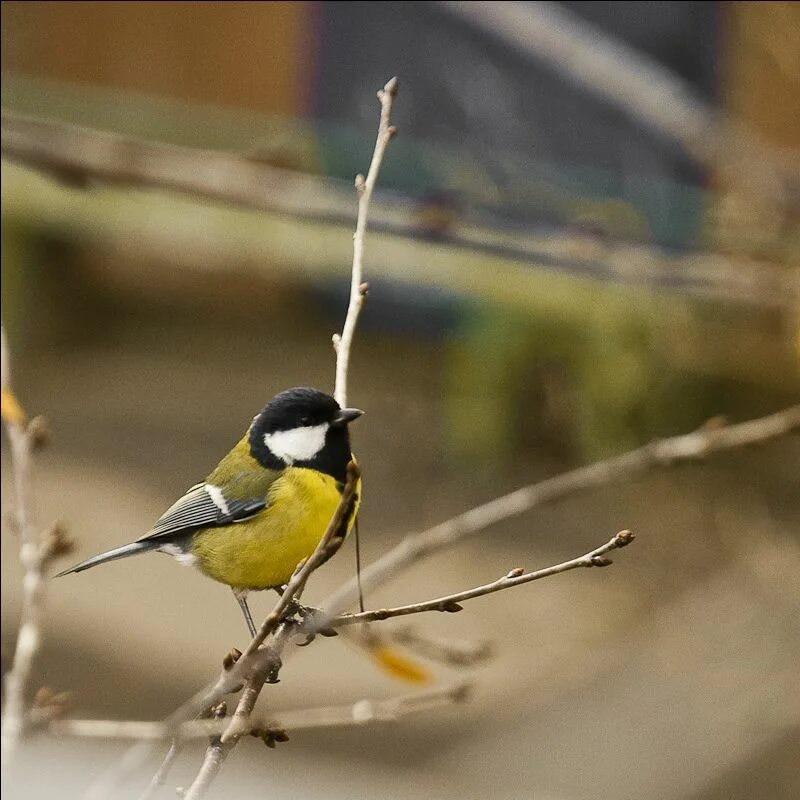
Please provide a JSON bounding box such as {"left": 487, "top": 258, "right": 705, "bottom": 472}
{"left": 436, "top": 1, "right": 800, "bottom": 207}
{"left": 1, "top": 327, "right": 72, "bottom": 767}
{"left": 382, "top": 626, "right": 494, "bottom": 668}
{"left": 52, "top": 683, "right": 470, "bottom": 742}
{"left": 5, "top": 114, "right": 794, "bottom": 311}
{"left": 333, "top": 76, "right": 398, "bottom": 408}
{"left": 1, "top": 111, "right": 357, "bottom": 222}
{"left": 329, "top": 531, "right": 634, "bottom": 627}
{"left": 138, "top": 739, "right": 180, "bottom": 800}
{"left": 322, "top": 406, "right": 800, "bottom": 614}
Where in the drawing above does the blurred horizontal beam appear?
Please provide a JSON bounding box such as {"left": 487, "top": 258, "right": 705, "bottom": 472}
{"left": 2, "top": 112, "right": 796, "bottom": 311}
{"left": 1, "top": 110, "right": 361, "bottom": 224}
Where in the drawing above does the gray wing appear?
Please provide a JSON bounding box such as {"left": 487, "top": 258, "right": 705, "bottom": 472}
{"left": 137, "top": 482, "right": 267, "bottom": 543}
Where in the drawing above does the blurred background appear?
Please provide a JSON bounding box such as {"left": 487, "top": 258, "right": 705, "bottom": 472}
{"left": 2, "top": 2, "right": 799, "bottom": 799}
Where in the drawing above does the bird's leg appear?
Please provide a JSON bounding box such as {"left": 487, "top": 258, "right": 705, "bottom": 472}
{"left": 232, "top": 587, "right": 257, "bottom": 639}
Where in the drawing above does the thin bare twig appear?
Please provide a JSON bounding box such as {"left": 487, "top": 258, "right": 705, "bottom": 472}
{"left": 182, "top": 738, "right": 230, "bottom": 800}
{"left": 1, "top": 327, "right": 72, "bottom": 766}
{"left": 172, "top": 525, "right": 633, "bottom": 758}
{"left": 0, "top": 329, "right": 34, "bottom": 767}
{"left": 52, "top": 682, "right": 470, "bottom": 742}
{"left": 64, "top": 522, "right": 631, "bottom": 792}
{"left": 333, "top": 76, "right": 398, "bottom": 408}
{"left": 329, "top": 531, "right": 634, "bottom": 627}
{"left": 155, "top": 75, "right": 392, "bottom": 729}
{"left": 322, "top": 406, "right": 800, "bottom": 615}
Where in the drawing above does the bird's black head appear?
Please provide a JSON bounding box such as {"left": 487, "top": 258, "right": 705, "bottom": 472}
{"left": 248, "top": 387, "right": 363, "bottom": 481}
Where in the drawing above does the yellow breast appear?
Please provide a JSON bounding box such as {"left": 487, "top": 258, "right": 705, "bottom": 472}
{"left": 189, "top": 467, "right": 360, "bottom": 590}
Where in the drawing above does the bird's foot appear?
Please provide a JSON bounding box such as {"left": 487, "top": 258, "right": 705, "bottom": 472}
{"left": 289, "top": 604, "right": 339, "bottom": 647}
{"left": 296, "top": 627, "right": 339, "bottom": 647}
{"left": 285, "top": 600, "right": 321, "bottom": 621}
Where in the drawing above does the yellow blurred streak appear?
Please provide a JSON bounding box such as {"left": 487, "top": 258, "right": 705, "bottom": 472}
{"left": 368, "top": 645, "right": 433, "bottom": 685}
{"left": 1, "top": 386, "right": 26, "bottom": 426}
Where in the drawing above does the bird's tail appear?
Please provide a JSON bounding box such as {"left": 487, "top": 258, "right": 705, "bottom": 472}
{"left": 54, "top": 541, "right": 159, "bottom": 577}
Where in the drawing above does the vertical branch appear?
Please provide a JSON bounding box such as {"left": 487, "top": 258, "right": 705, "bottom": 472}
{"left": 333, "top": 76, "right": 398, "bottom": 408}
{"left": 1, "top": 327, "right": 59, "bottom": 765}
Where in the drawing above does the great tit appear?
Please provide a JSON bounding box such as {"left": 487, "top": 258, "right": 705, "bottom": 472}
{"left": 56, "top": 387, "right": 363, "bottom": 637}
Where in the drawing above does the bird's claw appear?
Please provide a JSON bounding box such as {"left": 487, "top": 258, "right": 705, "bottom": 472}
{"left": 286, "top": 600, "right": 321, "bottom": 620}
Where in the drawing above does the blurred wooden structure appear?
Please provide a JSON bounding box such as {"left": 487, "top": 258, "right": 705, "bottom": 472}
{"left": 2, "top": 2, "right": 798, "bottom": 464}
{"left": 0, "top": 1, "right": 316, "bottom": 118}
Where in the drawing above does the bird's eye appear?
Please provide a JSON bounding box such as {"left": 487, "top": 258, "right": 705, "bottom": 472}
{"left": 300, "top": 416, "right": 311, "bottom": 426}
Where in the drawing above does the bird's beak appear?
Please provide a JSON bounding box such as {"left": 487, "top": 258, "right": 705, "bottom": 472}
{"left": 332, "top": 407, "right": 364, "bottom": 427}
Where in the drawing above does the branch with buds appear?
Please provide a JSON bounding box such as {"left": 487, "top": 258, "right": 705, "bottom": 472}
{"left": 326, "top": 531, "right": 634, "bottom": 628}
{"left": 333, "top": 76, "right": 398, "bottom": 408}
{"left": 1, "top": 327, "right": 74, "bottom": 768}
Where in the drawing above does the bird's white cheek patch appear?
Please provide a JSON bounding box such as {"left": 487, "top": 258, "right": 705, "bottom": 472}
{"left": 264, "top": 423, "right": 328, "bottom": 464}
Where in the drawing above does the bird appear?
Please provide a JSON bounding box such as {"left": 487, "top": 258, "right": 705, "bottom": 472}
{"left": 56, "top": 387, "right": 363, "bottom": 638}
